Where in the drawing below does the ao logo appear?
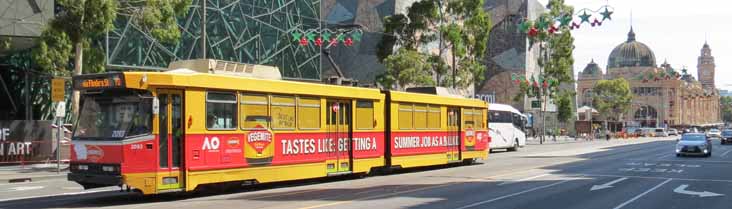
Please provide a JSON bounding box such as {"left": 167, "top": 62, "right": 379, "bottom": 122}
{"left": 202, "top": 136, "right": 220, "bottom": 150}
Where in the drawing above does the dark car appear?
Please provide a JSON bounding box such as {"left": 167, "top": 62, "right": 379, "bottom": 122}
{"left": 721, "top": 129, "right": 732, "bottom": 144}
{"left": 676, "top": 133, "right": 712, "bottom": 157}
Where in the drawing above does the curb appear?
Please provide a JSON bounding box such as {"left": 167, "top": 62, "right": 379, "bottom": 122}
{"left": 2, "top": 173, "right": 68, "bottom": 184}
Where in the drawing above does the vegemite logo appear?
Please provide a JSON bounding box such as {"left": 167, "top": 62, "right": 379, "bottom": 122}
{"left": 247, "top": 125, "right": 272, "bottom": 153}
{"left": 245, "top": 125, "right": 274, "bottom": 165}
{"left": 86, "top": 145, "right": 105, "bottom": 162}
{"left": 465, "top": 128, "right": 476, "bottom": 150}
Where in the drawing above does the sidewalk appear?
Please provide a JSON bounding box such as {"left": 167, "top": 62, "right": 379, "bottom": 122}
{"left": 0, "top": 163, "right": 69, "bottom": 183}
{"left": 526, "top": 136, "right": 582, "bottom": 145}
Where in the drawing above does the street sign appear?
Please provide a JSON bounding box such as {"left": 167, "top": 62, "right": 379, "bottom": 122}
{"left": 55, "top": 102, "right": 66, "bottom": 118}
{"left": 531, "top": 100, "right": 541, "bottom": 109}
{"left": 51, "top": 78, "right": 65, "bottom": 102}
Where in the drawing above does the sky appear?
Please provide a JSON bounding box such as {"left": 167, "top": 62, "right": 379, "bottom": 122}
{"left": 538, "top": 0, "right": 732, "bottom": 90}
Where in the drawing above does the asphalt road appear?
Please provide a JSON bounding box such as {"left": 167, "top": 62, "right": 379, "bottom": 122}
{"left": 2, "top": 136, "right": 732, "bottom": 209}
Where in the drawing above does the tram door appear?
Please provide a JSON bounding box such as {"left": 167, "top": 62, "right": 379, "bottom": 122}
{"left": 157, "top": 90, "right": 185, "bottom": 190}
{"left": 447, "top": 108, "right": 461, "bottom": 162}
{"left": 326, "top": 101, "right": 352, "bottom": 174}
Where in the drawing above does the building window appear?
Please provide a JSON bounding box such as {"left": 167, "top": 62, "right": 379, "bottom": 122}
{"left": 207, "top": 92, "right": 237, "bottom": 130}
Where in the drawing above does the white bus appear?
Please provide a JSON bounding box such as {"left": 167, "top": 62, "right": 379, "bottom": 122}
{"left": 488, "top": 103, "right": 527, "bottom": 152}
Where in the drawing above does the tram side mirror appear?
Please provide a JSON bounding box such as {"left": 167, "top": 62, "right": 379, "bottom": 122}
{"left": 152, "top": 97, "right": 160, "bottom": 115}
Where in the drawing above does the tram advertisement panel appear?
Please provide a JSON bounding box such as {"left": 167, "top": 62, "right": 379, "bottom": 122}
{"left": 188, "top": 132, "right": 383, "bottom": 170}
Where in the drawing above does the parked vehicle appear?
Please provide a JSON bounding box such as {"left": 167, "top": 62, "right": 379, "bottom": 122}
{"left": 667, "top": 128, "right": 679, "bottom": 136}
{"left": 676, "top": 133, "right": 712, "bottom": 157}
{"left": 639, "top": 128, "right": 655, "bottom": 137}
{"left": 655, "top": 128, "right": 668, "bottom": 137}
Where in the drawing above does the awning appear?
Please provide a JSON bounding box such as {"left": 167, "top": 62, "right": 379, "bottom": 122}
{"left": 577, "top": 106, "right": 598, "bottom": 114}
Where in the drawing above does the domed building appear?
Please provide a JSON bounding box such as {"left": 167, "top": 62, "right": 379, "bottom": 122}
{"left": 577, "top": 27, "right": 721, "bottom": 129}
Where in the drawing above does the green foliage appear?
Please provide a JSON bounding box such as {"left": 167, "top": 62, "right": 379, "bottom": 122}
{"left": 556, "top": 90, "right": 575, "bottom": 123}
{"left": 516, "top": 0, "right": 575, "bottom": 101}
{"left": 376, "top": 0, "right": 491, "bottom": 89}
{"left": 376, "top": 48, "right": 435, "bottom": 89}
{"left": 32, "top": 28, "right": 73, "bottom": 73}
{"left": 722, "top": 96, "right": 732, "bottom": 123}
{"left": 123, "top": 0, "right": 192, "bottom": 44}
{"left": 593, "top": 78, "right": 633, "bottom": 121}
{"left": 0, "top": 37, "right": 10, "bottom": 50}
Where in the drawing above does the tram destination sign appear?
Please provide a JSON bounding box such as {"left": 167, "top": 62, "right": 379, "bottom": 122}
{"left": 73, "top": 73, "right": 126, "bottom": 90}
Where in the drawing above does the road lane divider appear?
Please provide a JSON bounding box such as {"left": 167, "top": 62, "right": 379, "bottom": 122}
{"left": 455, "top": 176, "right": 582, "bottom": 209}
{"left": 497, "top": 174, "right": 549, "bottom": 186}
{"left": 612, "top": 178, "right": 672, "bottom": 209}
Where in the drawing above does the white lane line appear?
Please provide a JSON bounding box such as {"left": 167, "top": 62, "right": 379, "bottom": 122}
{"left": 497, "top": 174, "right": 549, "bottom": 186}
{"left": 612, "top": 178, "right": 672, "bottom": 209}
{"left": 720, "top": 150, "right": 732, "bottom": 157}
{"left": 456, "top": 178, "right": 574, "bottom": 209}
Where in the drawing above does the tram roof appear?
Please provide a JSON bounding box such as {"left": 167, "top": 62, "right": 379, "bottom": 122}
{"left": 389, "top": 90, "right": 487, "bottom": 108}
{"left": 121, "top": 71, "right": 384, "bottom": 100}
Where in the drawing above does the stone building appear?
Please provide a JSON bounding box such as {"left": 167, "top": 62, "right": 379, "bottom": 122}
{"left": 577, "top": 28, "right": 721, "bottom": 128}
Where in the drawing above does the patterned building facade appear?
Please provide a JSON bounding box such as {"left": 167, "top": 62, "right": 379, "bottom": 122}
{"left": 577, "top": 28, "right": 721, "bottom": 128}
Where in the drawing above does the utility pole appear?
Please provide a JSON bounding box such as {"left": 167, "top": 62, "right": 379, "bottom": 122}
{"left": 201, "top": 0, "right": 206, "bottom": 59}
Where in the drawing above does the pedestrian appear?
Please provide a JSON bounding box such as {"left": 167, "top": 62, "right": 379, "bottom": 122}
{"left": 605, "top": 129, "right": 611, "bottom": 141}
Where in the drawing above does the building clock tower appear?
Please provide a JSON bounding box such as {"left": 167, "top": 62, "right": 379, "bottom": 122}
{"left": 697, "top": 42, "right": 715, "bottom": 89}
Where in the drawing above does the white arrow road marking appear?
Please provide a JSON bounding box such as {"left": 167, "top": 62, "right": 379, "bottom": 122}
{"left": 673, "top": 184, "right": 724, "bottom": 197}
{"left": 591, "top": 177, "right": 628, "bottom": 191}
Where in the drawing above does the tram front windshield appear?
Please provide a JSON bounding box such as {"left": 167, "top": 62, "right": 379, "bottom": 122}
{"left": 74, "top": 91, "right": 152, "bottom": 139}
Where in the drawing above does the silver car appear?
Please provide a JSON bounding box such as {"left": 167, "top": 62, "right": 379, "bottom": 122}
{"left": 676, "top": 133, "right": 712, "bottom": 157}
{"left": 707, "top": 128, "right": 721, "bottom": 138}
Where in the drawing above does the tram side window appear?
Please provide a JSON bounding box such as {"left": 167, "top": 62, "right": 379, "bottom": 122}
{"left": 271, "top": 95, "right": 296, "bottom": 130}
{"left": 241, "top": 94, "right": 269, "bottom": 130}
{"left": 463, "top": 109, "right": 475, "bottom": 128}
{"left": 206, "top": 92, "right": 237, "bottom": 130}
{"left": 399, "top": 103, "right": 413, "bottom": 130}
{"left": 474, "top": 109, "right": 483, "bottom": 129}
{"left": 298, "top": 97, "right": 321, "bottom": 129}
{"left": 427, "top": 105, "right": 441, "bottom": 129}
{"left": 356, "top": 100, "right": 374, "bottom": 129}
{"left": 414, "top": 104, "right": 428, "bottom": 129}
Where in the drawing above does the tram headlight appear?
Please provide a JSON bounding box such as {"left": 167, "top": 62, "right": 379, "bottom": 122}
{"left": 77, "top": 165, "right": 89, "bottom": 170}
{"left": 102, "top": 165, "right": 118, "bottom": 172}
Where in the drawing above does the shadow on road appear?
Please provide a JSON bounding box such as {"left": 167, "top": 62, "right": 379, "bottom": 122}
{"left": 1, "top": 139, "right": 698, "bottom": 209}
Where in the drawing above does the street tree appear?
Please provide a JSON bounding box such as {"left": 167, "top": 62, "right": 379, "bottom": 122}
{"left": 32, "top": 0, "right": 191, "bottom": 118}
{"left": 556, "top": 90, "right": 575, "bottom": 125}
{"left": 376, "top": 48, "right": 435, "bottom": 89}
{"left": 721, "top": 96, "right": 732, "bottom": 123}
{"left": 376, "top": 0, "right": 491, "bottom": 89}
{"left": 592, "top": 78, "right": 633, "bottom": 129}
{"left": 513, "top": 0, "right": 575, "bottom": 142}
